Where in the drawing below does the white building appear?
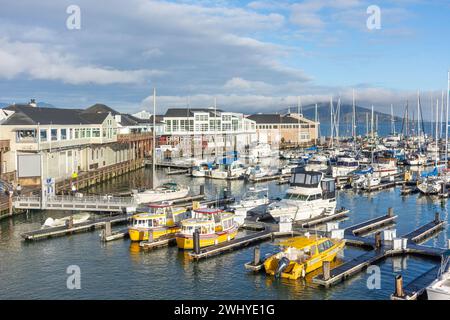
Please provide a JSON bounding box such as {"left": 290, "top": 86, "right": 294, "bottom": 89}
{"left": 161, "top": 108, "right": 257, "bottom": 157}
{"left": 0, "top": 102, "right": 153, "bottom": 186}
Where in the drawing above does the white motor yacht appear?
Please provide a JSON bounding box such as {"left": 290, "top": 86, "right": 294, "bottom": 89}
{"left": 230, "top": 187, "right": 269, "bottom": 226}
{"left": 133, "top": 183, "right": 189, "bottom": 204}
{"left": 265, "top": 169, "right": 337, "bottom": 221}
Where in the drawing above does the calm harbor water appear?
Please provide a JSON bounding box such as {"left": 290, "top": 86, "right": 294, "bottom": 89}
{"left": 0, "top": 166, "right": 448, "bottom": 300}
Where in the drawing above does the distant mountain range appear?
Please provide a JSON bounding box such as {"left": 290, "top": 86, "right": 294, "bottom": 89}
{"left": 280, "top": 102, "right": 401, "bottom": 124}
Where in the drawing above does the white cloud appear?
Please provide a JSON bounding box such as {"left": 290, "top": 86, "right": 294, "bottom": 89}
{"left": 0, "top": 38, "right": 164, "bottom": 85}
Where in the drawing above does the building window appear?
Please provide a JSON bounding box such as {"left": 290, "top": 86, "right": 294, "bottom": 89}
{"left": 17, "top": 129, "right": 37, "bottom": 143}
{"left": 40, "top": 129, "right": 48, "bottom": 142}
{"left": 75, "top": 129, "right": 80, "bottom": 139}
{"left": 61, "top": 129, "right": 67, "bottom": 140}
{"left": 86, "top": 129, "right": 91, "bottom": 138}
{"left": 81, "top": 129, "right": 86, "bottom": 138}
{"left": 93, "top": 128, "right": 101, "bottom": 137}
{"left": 51, "top": 129, "right": 58, "bottom": 141}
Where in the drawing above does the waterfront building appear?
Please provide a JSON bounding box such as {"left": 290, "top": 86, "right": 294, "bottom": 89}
{"left": 0, "top": 101, "right": 155, "bottom": 186}
{"left": 161, "top": 108, "right": 257, "bottom": 158}
{"left": 246, "top": 113, "right": 319, "bottom": 147}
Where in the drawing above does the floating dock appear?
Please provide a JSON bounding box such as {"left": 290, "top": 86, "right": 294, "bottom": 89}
{"left": 391, "top": 265, "right": 440, "bottom": 300}
{"left": 21, "top": 215, "right": 128, "bottom": 241}
{"left": 344, "top": 212, "right": 397, "bottom": 236}
{"left": 296, "top": 209, "right": 349, "bottom": 228}
{"left": 189, "top": 230, "right": 273, "bottom": 260}
{"left": 248, "top": 174, "right": 290, "bottom": 184}
{"left": 140, "top": 237, "right": 177, "bottom": 250}
{"left": 313, "top": 213, "right": 445, "bottom": 289}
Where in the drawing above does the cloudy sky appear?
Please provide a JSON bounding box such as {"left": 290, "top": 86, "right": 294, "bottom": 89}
{"left": 0, "top": 0, "right": 449, "bottom": 118}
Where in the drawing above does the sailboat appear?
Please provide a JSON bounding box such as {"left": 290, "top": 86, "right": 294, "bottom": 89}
{"left": 133, "top": 88, "right": 189, "bottom": 204}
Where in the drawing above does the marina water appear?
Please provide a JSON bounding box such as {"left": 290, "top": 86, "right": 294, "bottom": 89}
{"left": 0, "top": 166, "right": 448, "bottom": 300}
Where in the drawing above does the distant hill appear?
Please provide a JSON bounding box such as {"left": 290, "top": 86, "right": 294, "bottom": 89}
{"left": 280, "top": 102, "right": 401, "bottom": 124}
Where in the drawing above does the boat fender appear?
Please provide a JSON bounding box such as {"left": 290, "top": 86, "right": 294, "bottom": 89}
{"left": 301, "top": 268, "right": 306, "bottom": 278}
{"left": 275, "top": 257, "right": 290, "bottom": 278}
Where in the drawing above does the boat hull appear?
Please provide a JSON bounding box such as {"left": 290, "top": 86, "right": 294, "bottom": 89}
{"left": 264, "top": 241, "right": 345, "bottom": 280}
{"left": 128, "top": 226, "right": 180, "bottom": 242}
{"left": 176, "top": 227, "right": 238, "bottom": 249}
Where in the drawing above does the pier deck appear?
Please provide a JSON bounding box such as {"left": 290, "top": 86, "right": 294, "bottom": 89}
{"left": 21, "top": 215, "right": 128, "bottom": 241}
{"left": 297, "top": 209, "right": 349, "bottom": 228}
{"left": 189, "top": 230, "right": 272, "bottom": 260}
{"left": 402, "top": 219, "right": 445, "bottom": 243}
{"left": 313, "top": 249, "right": 385, "bottom": 287}
{"left": 313, "top": 215, "right": 446, "bottom": 290}
{"left": 392, "top": 265, "right": 440, "bottom": 300}
{"left": 345, "top": 214, "right": 397, "bottom": 236}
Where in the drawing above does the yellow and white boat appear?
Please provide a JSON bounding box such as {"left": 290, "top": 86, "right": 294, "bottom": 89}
{"left": 176, "top": 208, "right": 238, "bottom": 249}
{"left": 264, "top": 235, "right": 345, "bottom": 280}
{"left": 128, "top": 203, "right": 188, "bottom": 242}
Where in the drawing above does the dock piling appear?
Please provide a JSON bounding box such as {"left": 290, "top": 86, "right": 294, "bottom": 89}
{"left": 193, "top": 229, "right": 200, "bottom": 254}
{"left": 434, "top": 212, "right": 440, "bottom": 223}
{"left": 394, "top": 274, "right": 404, "bottom": 298}
{"left": 388, "top": 207, "right": 394, "bottom": 217}
{"left": 254, "top": 246, "right": 261, "bottom": 265}
{"left": 105, "top": 221, "right": 112, "bottom": 237}
{"left": 322, "top": 261, "right": 331, "bottom": 281}
{"left": 375, "top": 232, "right": 382, "bottom": 248}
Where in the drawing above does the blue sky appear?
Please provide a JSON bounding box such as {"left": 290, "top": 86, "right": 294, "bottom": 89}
{"left": 0, "top": 0, "right": 448, "bottom": 117}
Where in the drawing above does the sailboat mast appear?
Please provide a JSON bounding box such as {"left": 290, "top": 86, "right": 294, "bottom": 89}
{"left": 441, "top": 90, "right": 445, "bottom": 139}
{"left": 352, "top": 89, "right": 356, "bottom": 140}
{"left": 330, "top": 96, "right": 334, "bottom": 148}
{"left": 417, "top": 91, "right": 421, "bottom": 152}
{"left": 446, "top": 71, "right": 450, "bottom": 168}
{"left": 152, "top": 88, "right": 156, "bottom": 190}
{"left": 371, "top": 105, "right": 374, "bottom": 140}
{"left": 436, "top": 98, "right": 439, "bottom": 164}
{"left": 315, "top": 103, "right": 318, "bottom": 144}
{"left": 391, "top": 104, "right": 395, "bottom": 135}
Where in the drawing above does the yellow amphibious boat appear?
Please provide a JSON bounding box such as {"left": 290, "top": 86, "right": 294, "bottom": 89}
{"left": 264, "top": 235, "right": 345, "bottom": 280}
{"left": 128, "top": 203, "right": 188, "bottom": 242}
{"left": 176, "top": 208, "right": 238, "bottom": 249}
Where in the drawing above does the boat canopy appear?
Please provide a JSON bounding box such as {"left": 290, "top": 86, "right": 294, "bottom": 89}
{"left": 194, "top": 208, "right": 223, "bottom": 215}
{"left": 289, "top": 168, "right": 322, "bottom": 187}
{"left": 421, "top": 167, "right": 438, "bottom": 178}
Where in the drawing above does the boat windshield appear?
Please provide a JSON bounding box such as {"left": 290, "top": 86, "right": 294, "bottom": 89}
{"left": 337, "top": 161, "right": 358, "bottom": 167}
{"left": 284, "top": 193, "right": 309, "bottom": 201}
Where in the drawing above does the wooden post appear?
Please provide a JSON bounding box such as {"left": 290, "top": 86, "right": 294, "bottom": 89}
{"left": 388, "top": 207, "right": 393, "bottom": 217}
{"left": 323, "top": 261, "right": 331, "bottom": 281}
{"left": 395, "top": 274, "right": 404, "bottom": 298}
{"left": 375, "top": 231, "right": 382, "bottom": 248}
{"left": 193, "top": 229, "right": 200, "bottom": 254}
{"left": 104, "top": 221, "right": 112, "bottom": 237}
{"left": 199, "top": 185, "right": 205, "bottom": 196}
{"left": 435, "top": 212, "right": 440, "bottom": 223}
{"left": 67, "top": 215, "right": 74, "bottom": 229}
{"left": 253, "top": 246, "right": 261, "bottom": 265}
{"left": 8, "top": 192, "right": 13, "bottom": 216}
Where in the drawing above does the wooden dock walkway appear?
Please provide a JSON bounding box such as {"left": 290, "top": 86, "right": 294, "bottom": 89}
{"left": 345, "top": 213, "right": 397, "bottom": 236}
{"left": 296, "top": 209, "right": 349, "bottom": 228}
{"left": 313, "top": 249, "right": 385, "bottom": 287}
{"left": 188, "top": 230, "right": 273, "bottom": 260}
{"left": 21, "top": 214, "right": 128, "bottom": 241}
{"left": 392, "top": 265, "right": 440, "bottom": 300}
{"left": 140, "top": 237, "right": 177, "bottom": 250}
{"left": 402, "top": 219, "right": 445, "bottom": 244}
{"left": 313, "top": 215, "right": 446, "bottom": 289}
